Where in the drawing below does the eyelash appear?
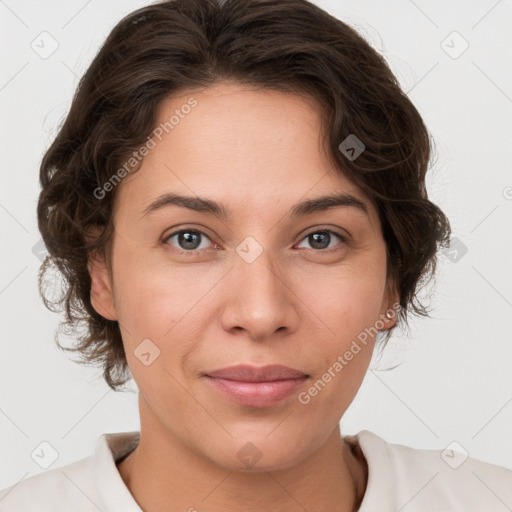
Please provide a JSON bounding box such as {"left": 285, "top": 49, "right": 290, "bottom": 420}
{"left": 163, "top": 228, "right": 347, "bottom": 255}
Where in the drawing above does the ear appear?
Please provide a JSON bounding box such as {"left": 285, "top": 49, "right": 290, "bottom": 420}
{"left": 87, "top": 241, "right": 118, "bottom": 321}
{"left": 378, "top": 276, "right": 400, "bottom": 331}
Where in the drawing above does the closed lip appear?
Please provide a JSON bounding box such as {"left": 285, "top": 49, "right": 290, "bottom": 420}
{"left": 205, "top": 364, "right": 309, "bottom": 382}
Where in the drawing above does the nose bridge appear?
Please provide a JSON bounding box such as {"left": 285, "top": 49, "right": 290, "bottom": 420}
{"left": 221, "top": 237, "right": 297, "bottom": 339}
{"left": 237, "top": 241, "right": 280, "bottom": 292}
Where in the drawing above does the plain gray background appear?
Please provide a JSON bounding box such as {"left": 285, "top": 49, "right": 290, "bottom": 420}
{"left": 1, "top": 0, "right": 511, "bottom": 490}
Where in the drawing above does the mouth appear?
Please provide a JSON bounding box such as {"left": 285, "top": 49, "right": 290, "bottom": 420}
{"left": 204, "top": 364, "right": 310, "bottom": 407}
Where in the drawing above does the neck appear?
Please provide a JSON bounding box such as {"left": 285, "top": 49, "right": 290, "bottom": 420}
{"left": 117, "top": 399, "right": 367, "bottom": 512}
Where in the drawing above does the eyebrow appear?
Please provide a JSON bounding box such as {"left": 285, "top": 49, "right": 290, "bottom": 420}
{"left": 140, "top": 192, "right": 369, "bottom": 220}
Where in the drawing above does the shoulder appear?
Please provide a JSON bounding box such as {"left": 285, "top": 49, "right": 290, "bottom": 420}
{"left": 0, "top": 456, "right": 96, "bottom": 511}
{"left": 0, "top": 431, "right": 140, "bottom": 512}
{"left": 352, "top": 430, "right": 512, "bottom": 512}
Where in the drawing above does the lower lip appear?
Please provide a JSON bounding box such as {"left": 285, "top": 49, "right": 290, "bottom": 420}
{"left": 205, "top": 376, "right": 308, "bottom": 407}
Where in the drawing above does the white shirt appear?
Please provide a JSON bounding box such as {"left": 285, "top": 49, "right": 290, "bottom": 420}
{"left": 1, "top": 430, "right": 511, "bottom": 511}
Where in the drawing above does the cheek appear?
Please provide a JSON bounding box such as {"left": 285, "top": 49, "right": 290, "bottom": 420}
{"left": 292, "top": 252, "right": 386, "bottom": 406}
{"left": 109, "top": 246, "right": 217, "bottom": 378}
{"left": 110, "top": 243, "right": 200, "bottom": 333}
{"left": 298, "top": 257, "right": 387, "bottom": 340}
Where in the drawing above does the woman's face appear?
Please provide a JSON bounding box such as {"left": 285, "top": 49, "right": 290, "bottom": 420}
{"left": 90, "top": 81, "right": 398, "bottom": 472}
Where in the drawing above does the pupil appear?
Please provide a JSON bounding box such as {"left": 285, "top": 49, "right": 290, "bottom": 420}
{"left": 180, "top": 232, "right": 199, "bottom": 250}
{"left": 310, "top": 232, "right": 329, "bottom": 249}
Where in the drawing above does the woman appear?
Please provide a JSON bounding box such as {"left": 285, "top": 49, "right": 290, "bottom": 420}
{"left": 1, "top": 0, "right": 511, "bottom": 510}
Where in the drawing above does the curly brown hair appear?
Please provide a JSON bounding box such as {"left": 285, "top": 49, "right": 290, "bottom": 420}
{"left": 37, "top": 0, "right": 451, "bottom": 391}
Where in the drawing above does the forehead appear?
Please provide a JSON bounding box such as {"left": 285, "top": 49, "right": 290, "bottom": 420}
{"left": 114, "top": 81, "right": 373, "bottom": 222}
{"left": 152, "top": 80, "right": 329, "bottom": 169}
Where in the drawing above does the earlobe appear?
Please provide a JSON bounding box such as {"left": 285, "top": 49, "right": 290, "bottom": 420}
{"left": 380, "top": 279, "right": 400, "bottom": 330}
{"left": 381, "top": 306, "right": 398, "bottom": 330}
{"left": 88, "top": 251, "right": 118, "bottom": 321}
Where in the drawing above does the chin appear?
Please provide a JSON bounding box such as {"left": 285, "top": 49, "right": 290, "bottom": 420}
{"left": 202, "top": 427, "right": 320, "bottom": 473}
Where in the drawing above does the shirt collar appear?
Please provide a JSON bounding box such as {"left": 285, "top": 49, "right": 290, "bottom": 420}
{"left": 93, "top": 431, "right": 141, "bottom": 511}
{"left": 349, "top": 430, "right": 395, "bottom": 511}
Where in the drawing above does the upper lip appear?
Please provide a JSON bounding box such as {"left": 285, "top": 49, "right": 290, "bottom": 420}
{"left": 205, "top": 364, "right": 309, "bottom": 382}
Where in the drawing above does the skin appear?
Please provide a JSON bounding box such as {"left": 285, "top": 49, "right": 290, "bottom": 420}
{"left": 88, "top": 81, "right": 398, "bottom": 512}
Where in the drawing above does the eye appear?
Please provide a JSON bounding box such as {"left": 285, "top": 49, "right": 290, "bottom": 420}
{"left": 296, "top": 230, "right": 346, "bottom": 251}
{"left": 163, "top": 227, "right": 347, "bottom": 255}
{"left": 163, "top": 229, "right": 216, "bottom": 253}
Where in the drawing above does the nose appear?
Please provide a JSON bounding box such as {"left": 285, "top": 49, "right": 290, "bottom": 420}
{"left": 220, "top": 246, "right": 299, "bottom": 342}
